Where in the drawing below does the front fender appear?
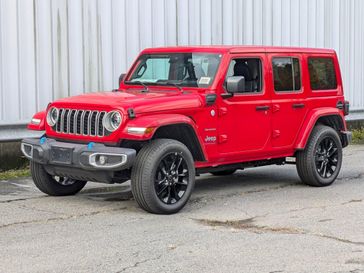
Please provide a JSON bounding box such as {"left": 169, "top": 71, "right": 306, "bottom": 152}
{"left": 121, "top": 114, "right": 198, "bottom": 140}
{"left": 294, "top": 107, "right": 345, "bottom": 150}
{"left": 27, "top": 111, "right": 46, "bottom": 131}
{"left": 121, "top": 113, "right": 207, "bottom": 161}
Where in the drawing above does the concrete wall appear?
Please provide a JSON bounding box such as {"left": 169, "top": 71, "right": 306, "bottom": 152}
{"left": 0, "top": 142, "right": 27, "bottom": 171}
{"left": 0, "top": 0, "right": 364, "bottom": 127}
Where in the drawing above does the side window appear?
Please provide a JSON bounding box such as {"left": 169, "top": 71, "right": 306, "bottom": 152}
{"left": 272, "top": 57, "right": 301, "bottom": 92}
{"left": 308, "top": 57, "right": 337, "bottom": 90}
{"left": 225, "top": 58, "right": 262, "bottom": 93}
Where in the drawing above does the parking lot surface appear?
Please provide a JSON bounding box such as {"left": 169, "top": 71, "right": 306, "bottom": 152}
{"left": 0, "top": 145, "right": 364, "bottom": 273}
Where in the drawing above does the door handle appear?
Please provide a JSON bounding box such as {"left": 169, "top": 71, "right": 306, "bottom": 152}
{"left": 292, "top": 103, "right": 305, "bottom": 109}
{"left": 256, "top": 105, "right": 270, "bottom": 111}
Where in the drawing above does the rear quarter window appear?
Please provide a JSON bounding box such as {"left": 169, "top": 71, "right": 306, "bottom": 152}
{"left": 272, "top": 57, "right": 301, "bottom": 92}
{"left": 308, "top": 57, "right": 337, "bottom": 90}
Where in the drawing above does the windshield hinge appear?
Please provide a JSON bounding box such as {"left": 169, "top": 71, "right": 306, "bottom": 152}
{"left": 127, "top": 108, "right": 136, "bottom": 119}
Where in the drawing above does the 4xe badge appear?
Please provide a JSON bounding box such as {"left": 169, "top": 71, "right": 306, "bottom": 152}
{"left": 205, "top": 135, "right": 217, "bottom": 143}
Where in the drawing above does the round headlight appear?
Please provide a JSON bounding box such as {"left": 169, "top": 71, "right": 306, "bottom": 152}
{"left": 46, "top": 107, "right": 59, "bottom": 127}
{"left": 103, "top": 111, "right": 122, "bottom": 132}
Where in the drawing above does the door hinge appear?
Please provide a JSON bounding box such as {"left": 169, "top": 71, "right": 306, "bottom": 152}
{"left": 218, "top": 107, "right": 228, "bottom": 116}
{"left": 272, "top": 104, "right": 280, "bottom": 113}
{"left": 219, "top": 134, "right": 228, "bottom": 143}
{"left": 272, "top": 130, "right": 280, "bottom": 138}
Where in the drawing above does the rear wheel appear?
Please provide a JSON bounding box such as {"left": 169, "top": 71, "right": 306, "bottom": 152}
{"left": 131, "top": 139, "right": 195, "bottom": 214}
{"left": 30, "top": 162, "right": 87, "bottom": 195}
{"left": 296, "top": 125, "right": 342, "bottom": 187}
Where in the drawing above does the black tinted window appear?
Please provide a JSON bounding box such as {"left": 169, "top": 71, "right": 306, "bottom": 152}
{"left": 308, "top": 57, "right": 337, "bottom": 90}
{"left": 272, "top": 57, "right": 301, "bottom": 92}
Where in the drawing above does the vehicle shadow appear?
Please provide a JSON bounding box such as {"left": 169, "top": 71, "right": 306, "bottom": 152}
{"left": 79, "top": 165, "right": 302, "bottom": 203}
{"left": 80, "top": 184, "right": 133, "bottom": 202}
{"left": 193, "top": 165, "right": 302, "bottom": 194}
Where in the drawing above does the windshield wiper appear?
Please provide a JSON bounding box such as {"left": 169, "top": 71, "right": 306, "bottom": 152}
{"left": 124, "top": 80, "right": 149, "bottom": 92}
{"left": 160, "top": 81, "right": 184, "bottom": 93}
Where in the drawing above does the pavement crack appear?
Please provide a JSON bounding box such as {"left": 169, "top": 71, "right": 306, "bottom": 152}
{"left": 289, "top": 205, "right": 327, "bottom": 212}
{"left": 242, "top": 183, "right": 299, "bottom": 195}
{"left": 0, "top": 196, "right": 49, "bottom": 204}
{"left": 194, "top": 217, "right": 364, "bottom": 246}
{"left": 0, "top": 207, "right": 127, "bottom": 229}
{"left": 342, "top": 199, "right": 362, "bottom": 205}
{"left": 346, "top": 258, "right": 364, "bottom": 265}
{"left": 16, "top": 203, "right": 66, "bottom": 216}
{"left": 192, "top": 183, "right": 299, "bottom": 208}
{"left": 194, "top": 217, "right": 301, "bottom": 235}
{"left": 337, "top": 173, "right": 364, "bottom": 181}
{"left": 315, "top": 234, "right": 364, "bottom": 246}
{"left": 115, "top": 254, "right": 162, "bottom": 273}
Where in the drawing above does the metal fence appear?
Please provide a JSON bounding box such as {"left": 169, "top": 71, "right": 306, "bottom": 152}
{"left": 0, "top": 0, "right": 363, "bottom": 132}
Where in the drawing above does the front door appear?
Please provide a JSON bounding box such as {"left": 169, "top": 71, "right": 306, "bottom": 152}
{"left": 218, "top": 54, "right": 271, "bottom": 159}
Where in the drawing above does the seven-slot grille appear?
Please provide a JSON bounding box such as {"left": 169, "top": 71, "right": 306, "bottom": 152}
{"left": 55, "top": 109, "right": 106, "bottom": 137}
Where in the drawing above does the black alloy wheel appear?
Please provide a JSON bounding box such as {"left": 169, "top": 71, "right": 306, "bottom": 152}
{"left": 53, "top": 176, "right": 78, "bottom": 186}
{"left": 315, "top": 136, "right": 339, "bottom": 178}
{"left": 296, "top": 125, "right": 343, "bottom": 187}
{"left": 155, "top": 152, "right": 189, "bottom": 205}
{"left": 131, "top": 139, "right": 195, "bottom": 214}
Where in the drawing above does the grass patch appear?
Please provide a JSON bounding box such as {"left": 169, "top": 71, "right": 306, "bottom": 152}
{"left": 0, "top": 167, "right": 30, "bottom": 180}
{"left": 352, "top": 128, "right": 364, "bottom": 144}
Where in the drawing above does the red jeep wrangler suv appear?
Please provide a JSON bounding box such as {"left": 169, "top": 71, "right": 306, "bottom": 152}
{"left": 22, "top": 46, "right": 352, "bottom": 214}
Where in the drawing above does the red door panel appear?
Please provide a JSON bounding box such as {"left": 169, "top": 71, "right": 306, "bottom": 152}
{"left": 269, "top": 54, "right": 308, "bottom": 148}
{"left": 217, "top": 53, "right": 271, "bottom": 157}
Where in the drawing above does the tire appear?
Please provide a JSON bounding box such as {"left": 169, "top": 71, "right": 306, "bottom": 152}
{"left": 210, "top": 168, "right": 237, "bottom": 176}
{"left": 296, "top": 125, "right": 343, "bottom": 187}
{"left": 30, "top": 162, "right": 87, "bottom": 196}
{"left": 131, "top": 139, "right": 195, "bottom": 214}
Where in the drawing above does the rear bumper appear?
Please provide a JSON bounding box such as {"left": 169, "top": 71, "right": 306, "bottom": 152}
{"left": 341, "top": 131, "right": 352, "bottom": 148}
{"left": 21, "top": 137, "right": 136, "bottom": 183}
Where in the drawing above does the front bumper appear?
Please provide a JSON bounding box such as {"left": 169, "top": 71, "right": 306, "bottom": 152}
{"left": 21, "top": 137, "right": 136, "bottom": 183}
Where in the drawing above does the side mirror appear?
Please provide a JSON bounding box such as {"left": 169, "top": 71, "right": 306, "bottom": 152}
{"left": 119, "top": 73, "right": 126, "bottom": 86}
{"left": 226, "top": 76, "right": 245, "bottom": 94}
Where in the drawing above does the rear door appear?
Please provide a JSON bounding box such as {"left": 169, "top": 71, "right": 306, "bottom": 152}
{"left": 217, "top": 53, "right": 271, "bottom": 158}
{"left": 269, "top": 54, "right": 308, "bottom": 148}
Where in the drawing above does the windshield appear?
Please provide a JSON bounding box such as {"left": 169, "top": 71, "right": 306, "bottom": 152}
{"left": 127, "top": 53, "right": 222, "bottom": 88}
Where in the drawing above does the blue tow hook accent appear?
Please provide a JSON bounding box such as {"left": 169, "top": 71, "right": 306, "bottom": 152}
{"left": 87, "top": 142, "right": 95, "bottom": 150}
{"left": 40, "top": 137, "right": 46, "bottom": 144}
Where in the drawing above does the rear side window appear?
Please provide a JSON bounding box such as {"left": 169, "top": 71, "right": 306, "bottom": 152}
{"left": 272, "top": 57, "right": 301, "bottom": 92}
{"left": 308, "top": 57, "right": 337, "bottom": 90}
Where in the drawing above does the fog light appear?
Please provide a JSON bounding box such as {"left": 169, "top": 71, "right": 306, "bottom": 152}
{"left": 89, "top": 152, "right": 127, "bottom": 169}
{"left": 99, "top": 155, "right": 107, "bottom": 165}
{"left": 21, "top": 143, "right": 34, "bottom": 159}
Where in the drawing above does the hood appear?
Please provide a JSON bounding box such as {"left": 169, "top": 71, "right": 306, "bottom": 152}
{"left": 51, "top": 90, "right": 203, "bottom": 114}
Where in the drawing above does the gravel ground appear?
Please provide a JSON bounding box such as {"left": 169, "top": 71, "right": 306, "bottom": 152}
{"left": 0, "top": 145, "right": 364, "bottom": 273}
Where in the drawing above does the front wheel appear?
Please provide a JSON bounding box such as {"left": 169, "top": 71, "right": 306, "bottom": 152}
{"left": 131, "top": 139, "right": 195, "bottom": 214}
{"left": 296, "top": 125, "right": 343, "bottom": 187}
{"left": 30, "top": 162, "right": 87, "bottom": 195}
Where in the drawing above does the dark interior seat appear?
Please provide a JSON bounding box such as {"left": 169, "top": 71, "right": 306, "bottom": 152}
{"left": 233, "top": 61, "right": 255, "bottom": 92}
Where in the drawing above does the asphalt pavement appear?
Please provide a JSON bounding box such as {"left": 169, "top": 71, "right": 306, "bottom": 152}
{"left": 0, "top": 145, "right": 364, "bottom": 273}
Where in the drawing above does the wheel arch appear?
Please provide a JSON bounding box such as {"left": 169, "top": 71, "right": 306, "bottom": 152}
{"left": 295, "top": 108, "right": 347, "bottom": 150}
{"left": 152, "top": 123, "right": 206, "bottom": 162}
{"left": 122, "top": 114, "right": 207, "bottom": 162}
